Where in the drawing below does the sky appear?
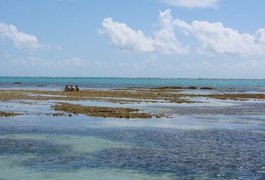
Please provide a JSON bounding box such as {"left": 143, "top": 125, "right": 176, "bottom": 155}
{"left": 0, "top": 0, "right": 265, "bottom": 78}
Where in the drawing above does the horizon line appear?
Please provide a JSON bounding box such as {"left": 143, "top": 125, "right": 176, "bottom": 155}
{"left": 0, "top": 76, "right": 265, "bottom": 80}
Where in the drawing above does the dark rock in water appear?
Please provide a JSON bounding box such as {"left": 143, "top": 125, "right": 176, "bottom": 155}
{"left": 186, "top": 86, "right": 197, "bottom": 89}
{"left": 200, "top": 87, "right": 215, "bottom": 90}
{"left": 13, "top": 82, "right": 23, "bottom": 84}
{"left": 52, "top": 113, "right": 65, "bottom": 116}
{"left": 152, "top": 86, "right": 184, "bottom": 90}
{"left": 45, "top": 113, "right": 65, "bottom": 117}
{"left": 152, "top": 86, "right": 198, "bottom": 90}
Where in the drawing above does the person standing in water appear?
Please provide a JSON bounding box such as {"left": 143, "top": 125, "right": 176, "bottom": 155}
{"left": 64, "top": 84, "right": 71, "bottom": 91}
{"left": 70, "top": 85, "right": 75, "bottom": 91}
{"left": 75, "top": 85, "right": 80, "bottom": 91}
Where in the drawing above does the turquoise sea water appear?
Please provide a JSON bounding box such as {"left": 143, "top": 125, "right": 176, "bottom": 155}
{"left": 1, "top": 114, "right": 265, "bottom": 179}
{"left": 1, "top": 77, "right": 265, "bottom": 179}
{"left": 1, "top": 77, "right": 265, "bottom": 91}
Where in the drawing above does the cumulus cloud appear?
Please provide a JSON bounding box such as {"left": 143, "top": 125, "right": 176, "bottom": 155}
{"left": 102, "top": 9, "right": 265, "bottom": 57}
{"left": 174, "top": 19, "right": 265, "bottom": 56}
{"left": 101, "top": 10, "right": 189, "bottom": 54}
{"left": 0, "top": 22, "right": 39, "bottom": 49}
{"left": 256, "top": 29, "right": 265, "bottom": 43}
{"left": 164, "top": 0, "right": 219, "bottom": 8}
{"left": 102, "top": 18, "right": 155, "bottom": 53}
{"left": 153, "top": 10, "right": 189, "bottom": 54}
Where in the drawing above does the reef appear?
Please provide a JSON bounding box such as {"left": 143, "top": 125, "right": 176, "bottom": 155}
{"left": 0, "top": 111, "right": 20, "bottom": 117}
{"left": 52, "top": 103, "right": 153, "bottom": 119}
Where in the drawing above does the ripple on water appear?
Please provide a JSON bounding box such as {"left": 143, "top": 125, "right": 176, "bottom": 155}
{"left": 0, "top": 127, "right": 265, "bottom": 179}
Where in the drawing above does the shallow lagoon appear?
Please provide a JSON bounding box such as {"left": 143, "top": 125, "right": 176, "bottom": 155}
{"left": 1, "top": 91, "right": 265, "bottom": 179}
{"left": 1, "top": 127, "right": 265, "bottom": 180}
{"left": 1, "top": 124, "right": 265, "bottom": 179}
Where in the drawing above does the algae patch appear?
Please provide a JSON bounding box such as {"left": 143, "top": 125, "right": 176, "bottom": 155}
{"left": 204, "top": 94, "right": 265, "bottom": 101}
{"left": 0, "top": 111, "right": 20, "bottom": 117}
{"left": 0, "top": 89, "right": 192, "bottom": 104}
{"left": 52, "top": 103, "right": 152, "bottom": 119}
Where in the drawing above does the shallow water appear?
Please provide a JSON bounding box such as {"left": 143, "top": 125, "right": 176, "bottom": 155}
{"left": 1, "top": 114, "right": 265, "bottom": 179}
{"left": 1, "top": 91, "right": 265, "bottom": 179}
{"left": 0, "top": 125, "right": 265, "bottom": 179}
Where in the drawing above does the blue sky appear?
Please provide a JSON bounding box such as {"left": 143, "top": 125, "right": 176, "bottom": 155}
{"left": 0, "top": 0, "right": 265, "bottom": 78}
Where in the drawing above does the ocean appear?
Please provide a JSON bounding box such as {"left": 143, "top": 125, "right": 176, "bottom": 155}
{"left": 1, "top": 77, "right": 265, "bottom": 91}
{"left": 1, "top": 77, "right": 265, "bottom": 179}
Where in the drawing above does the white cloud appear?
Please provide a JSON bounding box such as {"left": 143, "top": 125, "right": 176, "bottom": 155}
{"left": 164, "top": 0, "right": 219, "bottom": 8}
{"left": 175, "top": 19, "right": 265, "bottom": 56}
{"left": 102, "top": 18, "right": 155, "bottom": 53}
{"left": 102, "top": 9, "right": 265, "bottom": 57}
{"left": 101, "top": 10, "right": 189, "bottom": 54}
{"left": 153, "top": 10, "right": 189, "bottom": 54}
{"left": 0, "top": 22, "right": 39, "bottom": 49}
{"left": 256, "top": 29, "right": 265, "bottom": 43}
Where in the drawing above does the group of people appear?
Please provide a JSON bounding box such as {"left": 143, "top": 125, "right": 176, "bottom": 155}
{"left": 64, "top": 84, "right": 80, "bottom": 91}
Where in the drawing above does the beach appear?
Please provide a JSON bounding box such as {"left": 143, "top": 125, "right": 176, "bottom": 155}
{"left": 1, "top": 79, "right": 265, "bottom": 179}
{"left": 0, "top": 0, "right": 265, "bottom": 180}
{"left": 2, "top": 0, "right": 265, "bottom": 178}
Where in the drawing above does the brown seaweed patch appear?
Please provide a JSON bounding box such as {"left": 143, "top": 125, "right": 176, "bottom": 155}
{"left": 52, "top": 103, "right": 152, "bottom": 119}
{"left": 0, "top": 89, "right": 193, "bottom": 104}
{"left": 0, "top": 111, "right": 20, "bottom": 117}
{"left": 205, "top": 94, "right": 265, "bottom": 101}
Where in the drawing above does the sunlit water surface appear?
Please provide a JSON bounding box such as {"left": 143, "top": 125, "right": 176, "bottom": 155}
{"left": 0, "top": 95, "right": 265, "bottom": 179}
